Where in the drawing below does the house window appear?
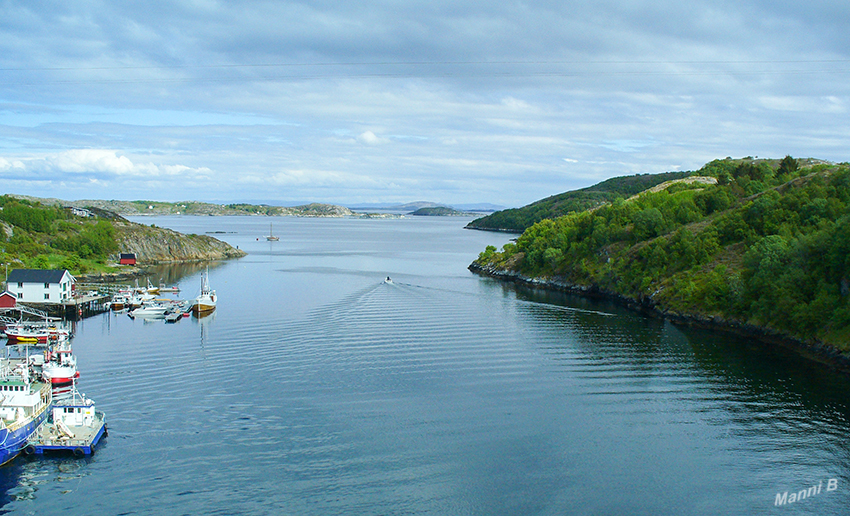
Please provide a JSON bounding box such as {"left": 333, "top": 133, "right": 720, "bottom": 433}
{"left": 17, "top": 282, "right": 22, "bottom": 288}
{"left": 44, "top": 282, "right": 50, "bottom": 288}
{"left": 44, "top": 293, "right": 50, "bottom": 300}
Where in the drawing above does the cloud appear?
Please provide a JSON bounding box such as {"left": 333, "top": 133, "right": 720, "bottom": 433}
{"left": 2, "top": 149, "right": 211, "bottom": 180}
{"left": 0, "top": 157, "right": 25, "bottom": 171}
{"left": 357, "top": 131, "right": 390, "bottom": 145}
{"left": 1, "top": 1, "right": 849, "bottom": 207}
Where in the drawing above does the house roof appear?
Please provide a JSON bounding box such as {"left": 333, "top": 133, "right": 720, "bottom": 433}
{"left": 6, "top": 269, "right": 74, "bottom": 284}
{"left": 0, "top": 291, "right": 16, "bottom": 299}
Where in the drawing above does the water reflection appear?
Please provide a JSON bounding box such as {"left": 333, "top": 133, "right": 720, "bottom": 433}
{"left": 493, "top": 279, "right": 850, "bottom": 509}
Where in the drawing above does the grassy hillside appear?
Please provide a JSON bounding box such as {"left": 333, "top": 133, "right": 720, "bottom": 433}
{"left": 0, "top": 195, "right": 244, "bottom": 276}
{"left": 471, "top": 157, "right": 850, "bottom": 353}
{"left": 0, "top": 196, "right": 120, "bottom": 274}
{"left": 466, "top": 170, "right": 692, "bottom": 232}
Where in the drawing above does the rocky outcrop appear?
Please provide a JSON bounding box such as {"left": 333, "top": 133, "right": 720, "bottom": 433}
{"left": 112, "top": 220, "right": 246, "bottom": 263}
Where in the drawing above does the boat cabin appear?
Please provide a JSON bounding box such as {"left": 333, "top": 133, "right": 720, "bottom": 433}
{"left": 0, "top": 369, "right": 50, "bottom": 425}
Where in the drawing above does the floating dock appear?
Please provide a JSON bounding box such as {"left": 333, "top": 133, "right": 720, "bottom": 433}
{"left": 26, "top": 411, "right": 107, "bottom": 457}
{"left": 25, "top": 388, "right": 108, "bottom": 457}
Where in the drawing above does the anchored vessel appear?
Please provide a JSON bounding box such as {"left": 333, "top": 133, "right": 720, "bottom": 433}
{"left": 191, "top": 269, "right": 217, "bottom": 314}
{"left": 266, "top": 222, "right": 280, "bottom": 241}
{"left": 0, "top": 359, "right": 52, "bottom": 465}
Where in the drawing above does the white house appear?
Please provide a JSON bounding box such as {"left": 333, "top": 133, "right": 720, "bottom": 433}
{"left": 6, "top": 269, "right": 75, "bottom": 303}
{"left": 66, "top": 206, "right": 92, "bottom": 218}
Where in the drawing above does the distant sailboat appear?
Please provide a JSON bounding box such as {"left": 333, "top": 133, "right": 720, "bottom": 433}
{"left": 266, "top": 222, "right": 279, "bottom": 241}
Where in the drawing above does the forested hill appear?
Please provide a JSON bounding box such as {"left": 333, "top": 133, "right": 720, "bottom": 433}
{"left": 466, "top": 170, "right": 691, "bottom": 232}
{"left": 471, "top": 156, "right": 850, "bottom": 358}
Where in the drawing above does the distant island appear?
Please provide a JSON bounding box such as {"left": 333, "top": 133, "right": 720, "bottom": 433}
{"left": 8, "top": 197, "right": 399, "bottom": 219}
{"left": 410, "top": 206, "right": 479, "bottom": 216}
{"left": 470, "top": 156, "right": 850, "bottom": 372}
{"left": 7, "top": 196, "right": 504, "bottom": 220}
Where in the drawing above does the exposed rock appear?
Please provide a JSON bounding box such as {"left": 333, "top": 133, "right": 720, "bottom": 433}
{"left": 112, "top": 220, "right": 246, "bottom": 263}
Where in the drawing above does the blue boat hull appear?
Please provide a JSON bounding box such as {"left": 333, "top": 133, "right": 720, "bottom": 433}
{"left": 0, "top": 408, "right": 49, "bottom": 466}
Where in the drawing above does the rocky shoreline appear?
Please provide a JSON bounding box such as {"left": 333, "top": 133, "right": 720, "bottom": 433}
{"left": 469, "top": 262, "right": 850, "bottom": 375}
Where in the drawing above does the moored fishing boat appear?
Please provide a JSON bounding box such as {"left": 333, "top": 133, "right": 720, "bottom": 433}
{"left": 0, "top": 360, "right": 52, "bottom": 465}
{"left": 109, "top": 290, "right": 132, "bottom": 311}
{"left": 41, "top": 339, "right": 79, "bottom": 386}
{"left": 191, "top": 270, "right": 216, "bottom": 314}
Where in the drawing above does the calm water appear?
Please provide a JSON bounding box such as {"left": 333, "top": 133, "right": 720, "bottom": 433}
{"left": 2, "top": 215, "right": 850, "bottom": 515}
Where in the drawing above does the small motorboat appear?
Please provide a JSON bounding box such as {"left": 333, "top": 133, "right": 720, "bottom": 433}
{"left": 128, "top": 302, "right": 169, "bottom": 318}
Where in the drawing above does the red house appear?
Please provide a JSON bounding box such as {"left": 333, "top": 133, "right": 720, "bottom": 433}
{"left": 0, "top": 291, "right": 17, "bottom": 309}
{"left": 119, "top": 253, "right": 137, "bottom": 265}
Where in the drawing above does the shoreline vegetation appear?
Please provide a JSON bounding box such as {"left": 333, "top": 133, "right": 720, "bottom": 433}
{"left": 469, "top": 156, "right": 850, "bottom": 373}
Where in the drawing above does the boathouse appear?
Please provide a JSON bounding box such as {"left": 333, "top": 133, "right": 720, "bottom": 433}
{"left": 0, "top": 291, "right": 16, "bottom": 309}
{"left": 5, "top": 269, "right": 75, "bottom": 304}
{"left": 119, "top": 253, "right": 137, "bottom": 265}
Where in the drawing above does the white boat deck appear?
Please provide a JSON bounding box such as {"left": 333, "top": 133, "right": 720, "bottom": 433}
{"left": 27, "top": 412, "right": 107, "bottom": 456}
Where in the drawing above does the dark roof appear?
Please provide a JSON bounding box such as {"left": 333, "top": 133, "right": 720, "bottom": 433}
{"left": 6, "top": 269, "right": 73, "bottom": 284}
{"left": 120, "top": 253, "right": 136, "bottom": 259}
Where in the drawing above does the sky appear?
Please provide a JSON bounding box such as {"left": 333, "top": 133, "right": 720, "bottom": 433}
{"left": 1, "top": 1, "right": 849, "bottom": 208}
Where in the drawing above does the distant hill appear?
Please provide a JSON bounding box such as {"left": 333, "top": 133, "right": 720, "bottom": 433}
{"left": 466, "top": 171, "right": 693, "bottom": 232}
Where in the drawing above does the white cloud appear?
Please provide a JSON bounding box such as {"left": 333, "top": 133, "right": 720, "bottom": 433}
{"left": 357, "top": 131, "right": 390, "bottom": 145}
{"left": 2, "top": 150, "right": 210, "bottom": 179}
{"left": 0, "top": 157, "right": 25, "bottom": 171}
{"left": 1, "top": 1, "right": 849, "bottom": 206}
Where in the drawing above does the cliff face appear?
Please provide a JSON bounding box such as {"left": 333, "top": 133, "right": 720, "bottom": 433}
{"left": 112, "top": 220, "right": 246, "bottom": 263}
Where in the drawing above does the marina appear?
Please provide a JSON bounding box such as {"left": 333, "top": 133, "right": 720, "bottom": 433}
{"left": 1, "top": 302, "right": 108, "bottom": 462}
{"left": 1, "top": 215, "right": 849, "bottom": 515}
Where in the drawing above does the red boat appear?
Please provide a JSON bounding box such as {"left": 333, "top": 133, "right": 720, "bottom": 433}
{"left": 3, "top": 324, "right": 68, "bottom": 344}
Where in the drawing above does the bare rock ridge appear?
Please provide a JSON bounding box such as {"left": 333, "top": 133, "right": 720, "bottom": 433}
{"left": 113, "top": 220, "right": 246, "bottom": 263}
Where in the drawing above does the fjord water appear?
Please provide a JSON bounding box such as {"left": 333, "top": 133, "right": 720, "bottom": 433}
{"left": 3, "top": 215, "right": 850, "bottom": 515}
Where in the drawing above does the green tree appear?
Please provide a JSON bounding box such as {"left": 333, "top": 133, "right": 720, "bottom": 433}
{"left": 777, "top": 155, "right": 798, "bottom": 177}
